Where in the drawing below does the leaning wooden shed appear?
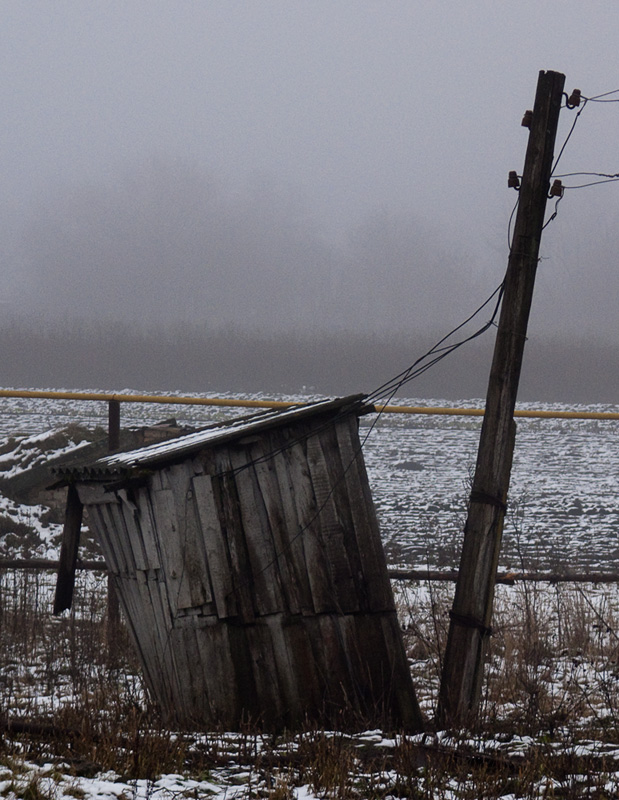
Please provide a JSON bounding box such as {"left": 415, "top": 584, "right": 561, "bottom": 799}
{"left": 55, "top": 395, "right": 422, "bottom": 731}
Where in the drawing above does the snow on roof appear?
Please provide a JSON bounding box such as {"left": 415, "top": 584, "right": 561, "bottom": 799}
{"left": 55, "top": 394, "right": 370, "bottom": 479}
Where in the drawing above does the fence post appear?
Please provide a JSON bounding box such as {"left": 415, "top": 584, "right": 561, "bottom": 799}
{"left": 108, "top": 399, "right": 120, "bottom": 451}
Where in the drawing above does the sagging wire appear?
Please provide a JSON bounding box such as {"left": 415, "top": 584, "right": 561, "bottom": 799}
{"left": 212, "top": 82, "right": 619, "bottom": 602}
{"left": 507, "top": 196, "right": 520, "bottom": 251}
{"left": 562, "top": 177, "right": 619, "bottom": 190}
{"left": 583, "top": 89, "right": 619, "bottom": 102}
{"left": 366, "top": 281, "right": 505, "bottom": 408}
{"left": 542, "top": 195, "right": 563, "bottom": 230}
{"left": 551, "top": 97, "right": 588, "bottom": 177}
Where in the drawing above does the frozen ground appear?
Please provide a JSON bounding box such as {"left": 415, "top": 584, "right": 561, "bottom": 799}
{"left": 1, "top": 388, "right": 617, "bottom": 571}
{"left": 3, "top": 388, "right": 619, "bottom": 798}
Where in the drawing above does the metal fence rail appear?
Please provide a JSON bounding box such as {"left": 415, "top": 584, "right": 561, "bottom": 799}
{"left": 2, "top": 560, "right": 618, "bottom": 585}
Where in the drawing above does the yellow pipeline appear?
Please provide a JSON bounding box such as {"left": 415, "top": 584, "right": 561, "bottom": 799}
{"left": 0, "top": 388, "right": 296, "bottom": 410}
{"left": 375, "top": 404, "right": 619, "bottom": 421}
{"left": 0, "top": 388, "right": 618, "bottom": 421}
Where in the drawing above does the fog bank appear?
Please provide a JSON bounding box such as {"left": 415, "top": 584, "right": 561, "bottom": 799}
{"left": 2, "top": 318, "right": 618, "bottom": 405}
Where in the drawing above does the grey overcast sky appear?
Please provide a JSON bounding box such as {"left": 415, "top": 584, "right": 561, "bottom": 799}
{"left": 1, "top": 1, "right": 619, "bottom": 345}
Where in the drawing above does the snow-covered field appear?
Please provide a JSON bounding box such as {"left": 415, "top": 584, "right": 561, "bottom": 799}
{"left": 1, "top": 388, "right": 618, "bottom": 571}
{"left": 3, "top": 388, "right": 619, "bottom": 799}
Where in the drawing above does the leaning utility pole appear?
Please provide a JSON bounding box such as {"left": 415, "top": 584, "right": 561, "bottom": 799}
{"left": 437, "top": 70, "right": 566, "bottom": 726}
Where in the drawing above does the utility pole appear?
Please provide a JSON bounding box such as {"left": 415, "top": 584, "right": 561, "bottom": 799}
{"left": 437, "top": 70, "right": 566, "bottom": 726}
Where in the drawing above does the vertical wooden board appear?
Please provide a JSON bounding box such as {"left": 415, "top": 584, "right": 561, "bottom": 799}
{"left": 107, "top": 499, "right": 139, "bottom": 576}
{"left": 334, "top": 417, "right": 395, "bottom": 612}
{"left": 252, "top": 453, "right": 304, "bottom": 615}
{"left": 150, "top": 469, "right": 170, "bottom": 492}
{"left": 151, "top": 582, "right": 196, "bottom": 716}
{"left": 211, "top": 458, "right": 256, "bottom": 623}
{"left": 134, "top": 487, "right": 162, "bottom": 570}
{"left": 282, "top": 440, "right": 335, "bottom": 614}
{"left": 53, "top": 484, "right": 83, "bottom": 615}
{"left": 134, "top": 570, "right": 165, "bottom": 678}
{"left": 306, "top": 435, "right": 359, "bottom": 612}
{"left": 268, "top": 431, "right": 314, "bottom": 614}
{"left": 135, "top": 569, "right": 180, "bottom": 708}
{"left": 156, "top": 568, "right": 175, "bottom": 631}
{"left": 159, "top": 626, "right": 195, "bottom": 724}
{"left": 303, "top": 614, "right": 357, "bottom": 721}
{"left": 243, "top": 620, "right": 285, "bottom": 728}
{"left": 192, "top": 474, "right": 237, "bottom": 619}
{"left": 195, "top": 620, "right": 241, "bottom": 728}
{"left": 121, "top": 573, "right": 162, "bottom": 701}
{"left": 151, "top": 486, "right": 187, "bottom": 614}
{"left": 261, "top": 614, "right": 301, "bottom": 722}
{"left": 378, "top": 612, "right": 424, "bottom": 731}
{"left": 117, "top": 490, "right": 148, "bottom": 571}
{"left": 154, "top": 622, "right": 192, "bottom": 723}
{"left": 337, "top": 613, "right": 391, "bottom": 723}
{"left": 166, "top": 625, "right": 206, "bottom": 724}
{"left": 315, "top": 424, "right": 368, "bottom": 608}
{"left": 112, "top": 573, "right": 177, "bottom": 710}
{"left": 229, "top": 447, "right": 286, "bottom": 615}
{"left": 99, "top": 501, "right": 135, "bottom": 576}
{"left": 166, "top": 463, "right": 213, "bottom": 609}
{"left": 87, "top": 505, "right": 121, "bottom": 576}
{"left": 277, "top": 615, "right": 324, "bottom": 717}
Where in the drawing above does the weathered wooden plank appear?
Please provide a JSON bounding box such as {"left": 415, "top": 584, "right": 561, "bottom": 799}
{"left": 282, "top": 440, "right": 335, "bottom": 613}
{"left": 133, "top": 567, "right": 183, "bottom": 714}
{"left": 86, "top": 505, "right": 121, "bottom": 576}
{"left": 159, "top": 626, "right": 195, "bottom": 725}
{"left": 166, "top": 463, "right": 213, "bottom": 609}
{"left": 134, "top": 486, "right": 162, "bottom": 570}
{"left": 269, "top": 432, "right": 314, "bottom": 615}
{"left": 195, "top": 619, "right": 241, "bottom": 727}
{"left": 211, "top": 456, "right": 256, "bottom": 623}
{"left": 120, "top": 574, "right": 160, "bottom": 700}
{"left": 315, "top": 423, "right": 368, "bottom": 607}
{"left": 117, "top": 489, "right": 148, "bottom": 571}
{"left": 261, "top": 614, "right": 298, "bottom": 717}
{"left": 53, "top": 483, "right": 83, "bottom": 614}
{"left": 244, "top": 620, "right": 285, "bottom": 728}
{"left": 103, "top": 501, "right": 137, "bottom": 576}
{"left": 335, "top": 417, "right": 394, "bottom": 612}
{"left": 192, "top": 474, "right": 237, "bottom": 619}
{"left": 252, "top": 451, "right": 303, "bottom": 615}
{"left": 166, "top": 625, "right": 204, "bottom": 724}
{"left": 229, "top": 446, "right": 286, "bottom": 615}
{"left": 306, "top": 434, "right": 359, "bottom": 613}
{"left": 378, "top": 612, "right": 424, "bottom": 731}
{"left": 277, "top": 615, "right": 323, "bottom": 717}
{"left": 303, "top": 614, "right": 356, "bottom": 724}
{"left": 337, "top": 612, "right": 393, "bottom": 724}
{"left": 150, "top": 486, "right": 188, "bottom": 614}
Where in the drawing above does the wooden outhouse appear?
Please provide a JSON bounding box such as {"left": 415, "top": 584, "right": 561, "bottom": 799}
{"left": 55, "top": 395, "right": 422, "bottom": 731}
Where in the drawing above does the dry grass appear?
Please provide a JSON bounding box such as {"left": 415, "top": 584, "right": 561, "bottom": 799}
{"left": 3, "top": 569, "right": 619, "bottom": 797}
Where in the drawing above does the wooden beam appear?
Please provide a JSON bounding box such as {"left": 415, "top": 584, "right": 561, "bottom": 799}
{"left": 108, "top": 399, "right": 120, "bottom": 451}
{"left": 437, "top": 70, "right": 566, "bottom": 726}
{"left": 52, "top": 483, "right": 84, "bottom": 614}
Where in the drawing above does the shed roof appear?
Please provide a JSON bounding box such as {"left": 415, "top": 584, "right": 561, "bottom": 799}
{"left": 54, "top": 394, "right": 372, "bottom": 481}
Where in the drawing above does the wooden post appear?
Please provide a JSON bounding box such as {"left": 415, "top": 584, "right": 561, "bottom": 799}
{"left": 108, "top": 399, "right": 120, "bottom": 451}
{"left": 53, "top": 483, "right": 84, "bottom": 614}
{"left": 437, "top": 70, "right": 566, "bottom": 726}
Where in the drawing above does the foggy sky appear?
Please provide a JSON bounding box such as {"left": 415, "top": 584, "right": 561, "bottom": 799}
{"left": 2, "top": 2, "right": 619, "bottom": 400}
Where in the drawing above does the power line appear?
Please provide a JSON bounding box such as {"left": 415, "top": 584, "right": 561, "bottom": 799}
{"left": 583, "top": 89, "right": 619, "bottom": 102}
